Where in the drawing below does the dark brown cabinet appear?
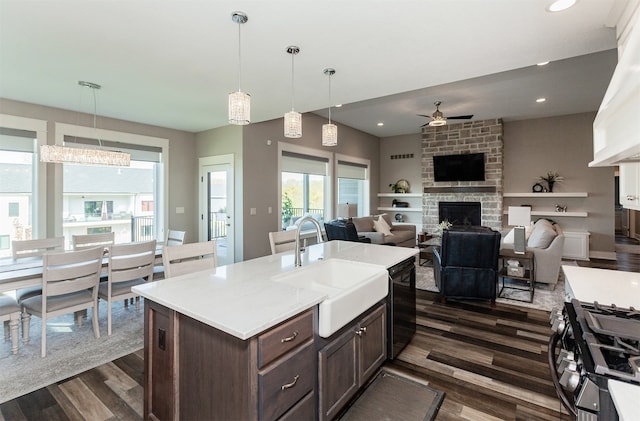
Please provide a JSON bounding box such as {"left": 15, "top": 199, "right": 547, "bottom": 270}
{"left": 143, "top": 302, "right": 315, "bottom": 421}
{"left": 318, "top": 303, "right": 386, "bottom": 421}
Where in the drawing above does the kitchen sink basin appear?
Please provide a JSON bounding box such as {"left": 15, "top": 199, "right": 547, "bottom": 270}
{"left": 271, "top": 258, "right": 388, "bottom": 337}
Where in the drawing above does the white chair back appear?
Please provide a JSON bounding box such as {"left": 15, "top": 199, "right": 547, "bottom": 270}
{"left": 268, "top": 230, "right": 297, "bottom": 255}
{"left": 12, "top": 237, "right": 64, "bottom": 259}
{"left": 72, "top": 232, "right": 115, "bottom": 251}
{"left": 166, "top": 230, "right": 186, "bottom": 246}
{"left": 162, "top": 241, "right": 217, "bottom": 278}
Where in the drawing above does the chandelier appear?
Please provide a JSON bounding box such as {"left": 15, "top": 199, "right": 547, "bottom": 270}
{"left": 229, "top": 11, "right": 250, "bottom": 125}
{"left": 322, "top": 68, "right": 337, "bottom": 146}
{"left": 40, "top": 81, "right": 130, "bottom": 166}
{"left": 284, "top": 45, "right": 302, "bottom": 138}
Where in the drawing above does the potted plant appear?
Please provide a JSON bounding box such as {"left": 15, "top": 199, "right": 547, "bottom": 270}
{"left": 282, "top": 192, "right": 294, "bottom": 227}
{"left": 539, "top": 171, "right": 564, "bottom": 192}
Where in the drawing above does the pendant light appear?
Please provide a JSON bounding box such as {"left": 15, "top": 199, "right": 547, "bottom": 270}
{"left": 40, "top": 81, "right": 130, "bottom": 166}
{"left": 322, "top": 68, "right": 337, "bottom": 146}
{"left": 229, "top": 11, "right": 250, "bottom": 125}
{"left": 284, "top": 45, "right": 302, "bottom": 138}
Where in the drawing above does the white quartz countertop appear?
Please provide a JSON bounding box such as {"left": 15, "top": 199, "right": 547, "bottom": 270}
{"left": 608, "top": 380, "right": 640, "bottom": 421}
{"left": 133, "top": 241, "right": 417, "bottom": 340}
{"left": 562, "top": 265, "right": 640, "bottom": 308}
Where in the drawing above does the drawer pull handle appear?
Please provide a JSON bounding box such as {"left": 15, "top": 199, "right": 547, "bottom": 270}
{"left": 355, "top": 327, "right": 366, "bottom": 336}
{"left": 281, "top": 375, "right": 299, "bottom": 390}
{"left": 281, "top": 331, "right": 298, "bottom": 343}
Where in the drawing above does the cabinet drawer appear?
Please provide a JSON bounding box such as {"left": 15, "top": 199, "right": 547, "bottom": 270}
{"left": 277, "top": 392, "right": 315, "bottom": 421}
{"left": 258, "top": 310, "right": 313, "bottom": 368}
{"left": 259, "top": 341, "right": 315, "bottom": 421}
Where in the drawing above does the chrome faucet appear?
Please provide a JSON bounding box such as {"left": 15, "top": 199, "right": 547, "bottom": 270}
{"left": 295, "top": 215, "right": 324, "bottom": 267}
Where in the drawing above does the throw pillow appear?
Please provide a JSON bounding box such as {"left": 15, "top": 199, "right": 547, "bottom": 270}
{"left": 379, "top": 213, "right": 395, "bottom": 231}
{"left": 373, "top": 218, "right": 393, "bottom": 236}
{"left": 528, "top": 221, "right": 557, "bottom": 248}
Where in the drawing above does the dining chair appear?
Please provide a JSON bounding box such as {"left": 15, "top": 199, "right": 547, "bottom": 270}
{"left": 0, "top": 296, "right": 21, "bottom": 355}
{"left": 72, "top": 232, "right": 115, "bottom": 251}
{"left": 166, "top": 230, "right": 186, "bottom": 246}
{"left": 12, "top": 237, "right": 65, "bottom": 306}
{"left": 268, "top": 230, "right": 297, "bottom": 255}
{"left": 21, "top": 246, "right": 104, "bottom": 357}
{"left": 12, "top": 237, "right": 65, "bottom": 259}
{"left": 162, "top": 241, "right": 217, "bottom": 278}
{"left": 99, "top": 240, "right": 156, "bottom": 335}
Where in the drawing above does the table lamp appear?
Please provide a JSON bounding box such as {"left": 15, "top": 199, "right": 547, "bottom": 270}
{"left": 337, "top": 203, "right": 357, "bottom": 219}
{"left": 508, "top": 206, "right": 531, "bottom": 254}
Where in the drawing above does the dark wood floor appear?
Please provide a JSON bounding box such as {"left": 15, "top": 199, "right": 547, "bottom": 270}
{"left": 2, "top": 250, "right": 638, "bottom": 421}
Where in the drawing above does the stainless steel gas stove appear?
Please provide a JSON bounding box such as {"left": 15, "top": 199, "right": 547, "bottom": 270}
{"left": 549, "top": 299, "right": 640, "bottom": 420}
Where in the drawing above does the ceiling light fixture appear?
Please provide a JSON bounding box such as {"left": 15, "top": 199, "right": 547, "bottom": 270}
{"left": 429, "top": 101, "right": 447, "bottom": 127}
{"left": 536, "top": 98, "right": 547, "bottom": 103}
{"left": 537, "top": 61, "right": 550, "bottom": 66}
{"left": 40, "top": 81, "right": 130, "bottom": 167}
{"left": 284, "top": 46, "right": 302, "bottom": 138}
{"left": 322, "top": 68, "right": 337, "bottom": 147}
{"left": 377, "top": 122, "right": 384, "bottom": 126}
{"left": 547, "top": 0, "right": 577, "bottom": 12}
{"left": 229, "top": 11, "right": 250, "bottom": 125}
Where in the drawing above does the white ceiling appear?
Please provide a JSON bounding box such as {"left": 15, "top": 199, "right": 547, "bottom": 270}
{"left": 0, "top": 0, "right": 622, "bottom": 138}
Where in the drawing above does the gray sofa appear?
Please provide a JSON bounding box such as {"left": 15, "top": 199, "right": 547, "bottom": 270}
{"left": 501, "top": 219, "right": 565, "bottom": 287}
{"left": 351, "top": 214, "right": 416, "bottom": 247}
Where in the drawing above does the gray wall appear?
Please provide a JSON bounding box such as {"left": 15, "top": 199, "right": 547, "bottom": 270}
{"left": 503, "top": 112, "right": 615, "bottom": 256}
{"left": 241, "top": 112, "right": 380, "bottom": 259}
{"left": 0, "top": 98, "right": 198, "bottom": 242}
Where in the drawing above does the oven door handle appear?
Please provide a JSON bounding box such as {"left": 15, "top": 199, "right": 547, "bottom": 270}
{"left": 548, "top": 332, "right": 577, "bottom": 417}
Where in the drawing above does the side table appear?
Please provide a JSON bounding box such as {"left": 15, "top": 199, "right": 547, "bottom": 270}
{"left": 498, "top": 249, "right": 535, "bottom": 302}
{"left": 417, "top": 233, "right": 440, "bottom": 266}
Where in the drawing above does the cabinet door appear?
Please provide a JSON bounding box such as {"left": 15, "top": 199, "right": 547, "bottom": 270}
{"left": 358, "top": 304, "right": 387, "bottom": 383}
{"left": 144, "top": 301, "right": 177, "bottom": 421}
{"left": 318, "top": 328, "right": 358, "bottom": 421}
{"left": 620, "top": 163, "right": 640, "bottom": 210}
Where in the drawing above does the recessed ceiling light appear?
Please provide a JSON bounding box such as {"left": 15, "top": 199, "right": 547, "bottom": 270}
{"left": 547, "top": 0, "right": 577, "bottom": 12}
{"left": 536, "top": 98, "right": 547, "bottom": 103}
{"left": 537, "top": 61, "right": 550, "bottom": 66}
{"left": 377, "top": 122, "right": 384, "bottom": 126}
{"left": 335, "top": 104, "right": 342, "bottom": 108}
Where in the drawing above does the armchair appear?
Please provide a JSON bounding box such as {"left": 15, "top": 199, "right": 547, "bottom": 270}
{"left": 433, "top": 226, "right": 501, "bottom": 304}
{"left": 324, "top": 219, "right": 372, "bottom": 243}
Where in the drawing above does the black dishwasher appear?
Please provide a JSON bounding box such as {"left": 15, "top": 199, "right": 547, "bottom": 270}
{"left": 387, "top": 257, "right": 416, "bottom": 359}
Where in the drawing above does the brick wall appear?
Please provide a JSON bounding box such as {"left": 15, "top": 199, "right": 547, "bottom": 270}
{"left": 422, "top": 119, "right": 503, "bottom": 232}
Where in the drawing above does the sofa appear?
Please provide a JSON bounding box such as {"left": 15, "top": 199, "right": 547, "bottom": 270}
{"left": 350, "top": 214, "right": 416, "bottom": 247}
{"left": 501, "top": 218, "right": 565, "bottom": 287}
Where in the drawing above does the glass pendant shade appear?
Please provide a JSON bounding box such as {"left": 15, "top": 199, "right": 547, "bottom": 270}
{"left": 228, "top": 91, "right": 251, "bottom": 125}
{"left": 284, "top": 111, "right": 302, "bottom": 138}
{"left": 322, "top": 123, "right": 338, "bottom": 146}
{"left": 40, "top": 144, "right": 131, "bottom": 166}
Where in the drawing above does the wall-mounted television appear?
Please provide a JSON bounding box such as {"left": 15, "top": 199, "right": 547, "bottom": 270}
{"left": 433, "top": 153, "right": 485, "bottom": 182}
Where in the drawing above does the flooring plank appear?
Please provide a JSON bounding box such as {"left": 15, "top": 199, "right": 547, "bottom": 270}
{"left": 58, "top": 378, "right": 114, "bottom": 421}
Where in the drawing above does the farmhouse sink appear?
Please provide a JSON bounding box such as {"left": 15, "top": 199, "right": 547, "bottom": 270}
{"left": 271, "top": 258, "right": 388, "bottom": 337}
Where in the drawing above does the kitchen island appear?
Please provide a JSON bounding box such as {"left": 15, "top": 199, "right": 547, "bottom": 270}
{"left": 133, "top": 240, "right": 418, "bottom": 420}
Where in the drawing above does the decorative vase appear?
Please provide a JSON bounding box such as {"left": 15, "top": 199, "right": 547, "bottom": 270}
{"left": 547, "top": 181, "right": 554, "bottom": 192}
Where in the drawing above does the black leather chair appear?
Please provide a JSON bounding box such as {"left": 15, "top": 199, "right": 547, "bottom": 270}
{"left": 433, "top": 226, "right": 501, "bottom": 305}
{"left": 324, "top": 219, "right": 372, "bottom": 243}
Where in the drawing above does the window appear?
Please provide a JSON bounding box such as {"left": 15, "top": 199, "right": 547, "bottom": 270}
{"left": 56, "top": 123, "right": 168, "bottom": 248}
{"left": 279, "top": 144, "right": 332, "bottom": 230}
{"left": 8, "top": 202, "right": 19, "bottom": 217}
{"left": 0, "top": 114, "right": 46, "bottom": 258}
{"left": 0, "top": 235, "right": 9, "bottom": 250}
{"left": 336, "top": 156, "right": 370, "bottom": 217}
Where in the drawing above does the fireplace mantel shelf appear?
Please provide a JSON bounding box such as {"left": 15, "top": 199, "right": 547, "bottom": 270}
{"left": 424, "top": 186, "right": 497, "bottom": 193}
{"left": 377, "top": 193, "right": 422, "bottom": 198}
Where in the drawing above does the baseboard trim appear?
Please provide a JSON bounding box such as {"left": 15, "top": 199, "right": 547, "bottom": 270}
{"left": 589, "top": 251, "right": 617, "bottom": 260}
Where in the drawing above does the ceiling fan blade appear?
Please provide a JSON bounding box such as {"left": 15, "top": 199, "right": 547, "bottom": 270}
{"left": 446, "top": 114, "right": 474, "bottom": 120}
{"left": 416, "top": 114, "right": 432, "bottom": 118}
{"left": 420, "top": 122, "right": 431, "bottom": 127}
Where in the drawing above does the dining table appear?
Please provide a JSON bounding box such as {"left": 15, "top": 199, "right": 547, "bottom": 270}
{"left": 0, "top": 246, "right": 164, "bottom": 294}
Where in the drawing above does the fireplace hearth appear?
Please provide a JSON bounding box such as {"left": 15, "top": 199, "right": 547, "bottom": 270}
{"left": 439, "top": 201, "right": 481, "bottom": 226}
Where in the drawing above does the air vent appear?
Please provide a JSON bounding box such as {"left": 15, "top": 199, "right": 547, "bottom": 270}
{"left": 390, "top": 153, "right": 414, "bottom": 160}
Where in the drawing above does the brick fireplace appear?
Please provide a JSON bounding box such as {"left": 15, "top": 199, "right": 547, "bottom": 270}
{"left": 422, "top": 119, "right": 503, "bottom": 232}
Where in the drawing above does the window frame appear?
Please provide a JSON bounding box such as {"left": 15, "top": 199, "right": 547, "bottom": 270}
{"left": 278, "top": 142, "right": 334, "bottom": 229}
{"left": 0, "top": 114, "right": 47, "bottom": 239}
{"left": 53, "top": 122, "right": 169, "bottom": 242}
{"left": 335, "top": 153, "right": 370, "bottom": 217}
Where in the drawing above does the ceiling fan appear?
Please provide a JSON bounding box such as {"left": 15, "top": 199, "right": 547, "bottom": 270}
{"left": 418, "top": 101, "right": 474, "bottom": 127}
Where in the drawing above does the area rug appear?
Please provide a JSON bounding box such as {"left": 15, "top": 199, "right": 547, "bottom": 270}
{"left": 0, "top": 300, "right": 144, "bottom": 403}
{"left": 339, "top": 367, "right": 444, "bottom": 421}
{"left": 416, "top": 262, "right": 572, "bottom": 311}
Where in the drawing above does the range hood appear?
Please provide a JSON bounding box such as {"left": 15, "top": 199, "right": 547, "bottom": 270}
{"left": 590, "top": 10, "right": 640, "bottom": 167}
